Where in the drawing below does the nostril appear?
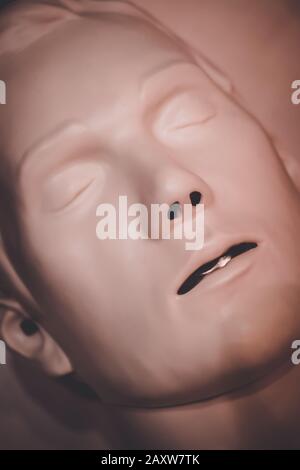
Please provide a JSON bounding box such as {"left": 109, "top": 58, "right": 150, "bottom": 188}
{"left": 189, "top": 191, "right": 202, "bottom": 206}
{"left": 168, "top": 201, "right": 181, "bottom": 220}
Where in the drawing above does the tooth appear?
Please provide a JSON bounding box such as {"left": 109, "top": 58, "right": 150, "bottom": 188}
{"left": 202, "top": 255, "right": 231, "bottom": 276}
{"left": 217, "top": 255, "right": 232, "bottom": 268}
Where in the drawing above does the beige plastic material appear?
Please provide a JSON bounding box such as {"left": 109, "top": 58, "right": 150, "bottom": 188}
{"left": 0, "top": 0, "right": 299, "bottom": 449}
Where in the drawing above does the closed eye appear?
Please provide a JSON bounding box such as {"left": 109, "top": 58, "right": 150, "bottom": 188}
{"left": 53, "top": 177, "right": 96, "bottom": 212}
{"left": 153, "top": 90, "right": 216, "bottom": 134}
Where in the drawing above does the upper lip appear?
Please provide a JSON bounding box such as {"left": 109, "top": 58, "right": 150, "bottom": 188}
{"left": 177, "top": 241, "right": 258, "bottom": 295}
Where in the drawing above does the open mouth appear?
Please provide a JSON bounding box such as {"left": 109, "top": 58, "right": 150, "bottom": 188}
{"left": 177, "top": 242, "right": 258, "bottom": 295}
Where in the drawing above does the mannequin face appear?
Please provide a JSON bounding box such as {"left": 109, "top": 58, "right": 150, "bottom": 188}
{"left": 1, "top": 15, "right": 300, "bottom": 407}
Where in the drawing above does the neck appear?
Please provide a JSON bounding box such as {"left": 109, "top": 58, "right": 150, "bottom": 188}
{"left": 100, "top": 364, "right": 300, "bottom": 449}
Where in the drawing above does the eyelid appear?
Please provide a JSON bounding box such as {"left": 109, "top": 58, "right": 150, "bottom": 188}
{"left": 153, "top": 90, "right": 216, "bottom": 133}
{"left": 46, "top": 177, "right": 96, "bottom": 212}
{"left": 41, "top": 162, "right": 105, "bottom": 213}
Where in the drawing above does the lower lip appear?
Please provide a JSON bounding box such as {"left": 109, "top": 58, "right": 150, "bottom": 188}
{"left": 182, "top": 247, "right": 259, "bottom": 296}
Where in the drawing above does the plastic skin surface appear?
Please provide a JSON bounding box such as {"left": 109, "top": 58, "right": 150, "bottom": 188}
{"left": 0, "top": 0, "right": 300, "bottom": 449}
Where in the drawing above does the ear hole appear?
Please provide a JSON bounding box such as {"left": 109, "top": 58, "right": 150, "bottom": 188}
{"left": 20, "top": 319, "right": 39, "bottom": 336}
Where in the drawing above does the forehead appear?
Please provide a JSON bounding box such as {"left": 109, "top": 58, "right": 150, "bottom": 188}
{"left": 0, "top": 15, "right": 190, "bottom": 170}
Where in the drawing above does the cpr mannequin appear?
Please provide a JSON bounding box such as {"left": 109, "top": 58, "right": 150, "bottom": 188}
{"left": 0, "top": 0, "right": 300, "bottom": 449}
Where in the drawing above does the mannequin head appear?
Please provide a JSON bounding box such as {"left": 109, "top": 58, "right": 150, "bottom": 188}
{"left": 0, "top": 0, "right": 300, "bottom": 409}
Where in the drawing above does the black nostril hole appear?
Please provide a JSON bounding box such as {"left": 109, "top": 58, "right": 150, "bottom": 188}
{"left": 190, "top": 191, "right": 202, "bottom": 206}
{"left": 168, "top": 201, "right": 180, "bottom": 220}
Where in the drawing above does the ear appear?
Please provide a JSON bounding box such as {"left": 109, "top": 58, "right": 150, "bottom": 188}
{"left": 0, "top": 299, "right": 73, "bottom": 376}
{"left": 273, "top": 140, "right": 300, "bottom": 193}
{"left": 191, "top": 48, "right": 233, "bottom": 95}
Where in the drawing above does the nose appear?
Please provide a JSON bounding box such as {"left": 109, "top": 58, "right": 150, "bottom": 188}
{"left": 126, "top": 142, "right": 214, "bottom": 242}
{"left": 142, "top": 156, "right": 213, "bottom": 213}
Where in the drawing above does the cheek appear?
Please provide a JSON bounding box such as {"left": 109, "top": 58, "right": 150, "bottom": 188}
{"left": 200, "top": 115, "right": 284, "bottom": 206}
{"left": 209, "top": 113, "right": 277, "bottom": 174}
{"left": 20, "top": 214, "right": 147, "bottom": 331}
{"left": 159, "top": 107, "right": 279, "bottom": 187}
{"left": 16, "top": 205, "right": 103, "bottom": 313}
